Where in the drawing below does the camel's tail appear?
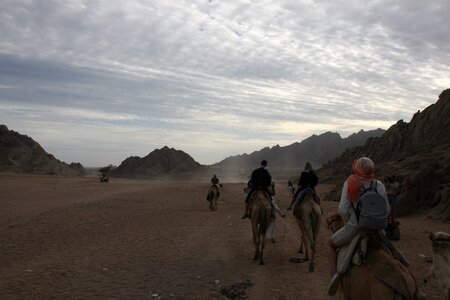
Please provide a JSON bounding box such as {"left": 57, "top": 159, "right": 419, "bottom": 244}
{"left": 257, "top": 203, "right": 269, "bottom": 235}
{"left": 310, "top": 204, "right": 321, "bottom": 242}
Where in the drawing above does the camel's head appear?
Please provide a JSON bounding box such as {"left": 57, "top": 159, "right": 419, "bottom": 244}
{"left": 326, "top": 213, "right": 345, "bottom": 234}
{"left": 429, "top": 231, "right": 450, "bottom": 252}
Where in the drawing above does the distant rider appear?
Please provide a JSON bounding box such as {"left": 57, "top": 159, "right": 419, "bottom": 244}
{"left": 211, "top": 174, "right": 220, "bottom": 185}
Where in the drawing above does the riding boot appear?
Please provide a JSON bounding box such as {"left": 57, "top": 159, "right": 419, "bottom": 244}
{"left": 242, "top": 202, "right": 250, "bottom": 219}
{"left": 328, "top": 273, "right": 340, "bottom": 296}
{"left": 286, "top": 197, "right": 295, "bottom": 210}
{"left": 287, "top": 191, "right": 297, "bottom": 210}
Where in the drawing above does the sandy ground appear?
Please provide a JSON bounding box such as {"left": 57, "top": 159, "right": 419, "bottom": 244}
{"left": 0, "top": 173, "right": 449, "bottom": 300}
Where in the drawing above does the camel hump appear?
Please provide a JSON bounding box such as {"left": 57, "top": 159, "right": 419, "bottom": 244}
{"left": 338, "top": 234, "right": 418, "bottom": 298}
{"left": 368, "top": 249, "right": 417, "bottom": 299}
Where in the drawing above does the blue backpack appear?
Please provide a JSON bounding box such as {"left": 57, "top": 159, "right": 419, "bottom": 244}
{"left": 352, "top": 181, "right": 388, "bottom": 230}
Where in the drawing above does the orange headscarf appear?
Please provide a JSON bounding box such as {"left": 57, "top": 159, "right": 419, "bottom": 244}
{"left": 347, "top": 157, "right": 375, "bottom": 202}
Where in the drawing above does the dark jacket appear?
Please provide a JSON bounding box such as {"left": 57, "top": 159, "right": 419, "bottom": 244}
{"left": 211, "top": 176, "right": 219, "bottom": 185}
{"left": 250, "top": 167, "right": 272, "bottom": 189}
{"left": 298, "top": 170, "right": 318, "bottom": 191}
{"left": 245, "top": 166, "right": 272, "bottom": 203}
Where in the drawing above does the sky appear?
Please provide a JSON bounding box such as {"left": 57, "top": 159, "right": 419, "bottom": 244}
{"left": 1, "top": 0, "right": 449, "bottom": 167}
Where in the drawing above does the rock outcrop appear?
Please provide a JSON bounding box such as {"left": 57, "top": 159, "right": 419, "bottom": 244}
{"left": 319, "top": 89, "right": 450, "bottom": 221}
{"left": 111, "top": 146, "right": 202, "bottom": 178}
{"left": 0, "top": 125, "right": 84, "bottom": 176}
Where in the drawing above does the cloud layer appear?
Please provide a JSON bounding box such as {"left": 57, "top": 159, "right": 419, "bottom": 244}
{"left": 1, "top": 0, "right": 449, "bottom": 166}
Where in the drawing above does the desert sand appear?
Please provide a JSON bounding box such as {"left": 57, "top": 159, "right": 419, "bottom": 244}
{"left": 0, "top": 173, "right": 448, "bottom": 299}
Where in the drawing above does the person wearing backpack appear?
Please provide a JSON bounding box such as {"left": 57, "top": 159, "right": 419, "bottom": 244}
{"left": 326, "top": 157, "right": 389, "bottom": 296}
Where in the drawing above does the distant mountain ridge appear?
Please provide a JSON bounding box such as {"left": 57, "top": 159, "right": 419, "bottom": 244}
{"left": 110, "top": 129, "right": 384, "bottom": 180}
{"left": 111, "top": 146, "right": 203, "bottom": 178}
{"left": 214, "top": 129, "right": 385, "bottom": 172}
{"left": 0, "top": 125, "right": 85, "bottom": 176}
{"left": 318, "top": 89, "right": 450, "bottom": 221}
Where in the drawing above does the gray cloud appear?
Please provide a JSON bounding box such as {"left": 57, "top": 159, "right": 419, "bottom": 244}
{"left": 0, "top": 0, "right": 449, "bottom": 166}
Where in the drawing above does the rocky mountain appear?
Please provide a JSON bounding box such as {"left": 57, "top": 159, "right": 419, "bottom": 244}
{"left": 213, "top": 129, "right": 385, "bottom": 175}
{"left": 0, "top": 125, "right": 85, "bottom": 176}
{"left": 318, "top": 89, "right": 450, "bottom": 221}
{"left": 69, "top": 162, "right": 87, "bottom": 175}
{"left": 111, "top": 146, "right": 203, "bottom": 178}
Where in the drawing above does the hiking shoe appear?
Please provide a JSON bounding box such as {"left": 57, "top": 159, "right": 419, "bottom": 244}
{"left": 328, "top": 273, "right": 340, "bottom": 296}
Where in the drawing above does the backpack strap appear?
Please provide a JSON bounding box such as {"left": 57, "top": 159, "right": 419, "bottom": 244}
{"left": 358, "top": 184, "right": 367, "bottom": 195}
{"left": 371, "top": 180, "right": 377, "bottom": 191}
{"left": 359, "top": 180, "right": 378, "bottom": 195}
{"left": 351, "top": 202, "right": 360, "bottom": 222}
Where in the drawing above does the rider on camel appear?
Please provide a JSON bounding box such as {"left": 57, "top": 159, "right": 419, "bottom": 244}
{"left": 287, "top": 161, "right": 319, "bottom": 210}
{"left": 326, "top": 157, "right": 389, "bottom": 296}
{"left": 242, "top": 160, "right": 272, "bottom": 219}
{"left": 211, "top": 174, "right": 220, "bottom": 185}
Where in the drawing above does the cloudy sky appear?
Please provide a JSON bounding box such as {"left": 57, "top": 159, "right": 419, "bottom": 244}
{"left": 1, "top": 0, "right": 449, "bottom": 167}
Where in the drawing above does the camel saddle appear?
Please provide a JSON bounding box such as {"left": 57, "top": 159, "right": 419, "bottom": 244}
{"left": 337, "top": 233, "right": 366, "bottom": 275}
{"left": 338, "top": 232, "right": 409, "bottom": 275}
{"left": 337, "top": 232, "right": 414, "bottom": 297}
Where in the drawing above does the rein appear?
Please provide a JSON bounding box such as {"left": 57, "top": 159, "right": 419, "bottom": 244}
{"left": 366, "top": 264, "right": 409, "bottom": 297}
{"left": 282, "top": 215, "right": 287, "bottom": 241}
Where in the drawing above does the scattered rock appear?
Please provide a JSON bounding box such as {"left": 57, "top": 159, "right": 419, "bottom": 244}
{"left": 151, "top": 293, "right": 162, "bottom": 300}
{"left": 289, "top": 257, "right": 309, "bottom": 263}
{"left": 219, "top": 279, "right": 253, "bottom": 299}
{"left": 418, "top": 253, "right": 433, "bottom": 263}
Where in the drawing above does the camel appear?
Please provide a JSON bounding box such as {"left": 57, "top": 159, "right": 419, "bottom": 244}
{"left": 428, "top": 231, "right": 450, "bottom": 299}
{"left": 207, "top": 184, "right": 221, "bottom": 211}
{"left": 325, "top": 213, "right": 424, "bottom": 300}
{"left": 249, "top": 189, "right": 272, "bottom": 265}
{"left": 287, "top": 188, "right": 306, "bottom": 254}
{"left": 293, "top": 190, "right": 321, "bottom": 272}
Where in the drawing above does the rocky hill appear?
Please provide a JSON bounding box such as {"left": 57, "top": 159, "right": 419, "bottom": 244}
{"left": 111, "top": 146, "right": 204, "bottom": 178}
{"left": 0, "top": 125, "right": 85, "bottom": 176}
{"left": 213, "top": 129, "right": 384, "bottom": 176}
{"left": 318, "top": 89, "right": 450, "bottom": 221}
